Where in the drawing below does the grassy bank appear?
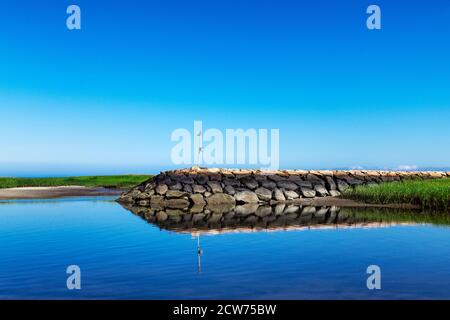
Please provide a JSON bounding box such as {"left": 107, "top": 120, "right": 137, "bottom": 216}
{"left": 343, "top": 178, "right": 450, "bottom": 210}
{"left": 0, "top": 175, "right": 152, "bottom": 190}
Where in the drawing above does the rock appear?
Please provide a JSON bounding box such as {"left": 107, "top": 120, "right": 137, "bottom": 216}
{"left": 224, "top": 185, "right": 236, "bottom": 195}
{"left": 183, "top": 184, "right": 193, "bottom": 193}
{"left": 190, "top": 193, "right": 206, "bottom": 206}
{"left": 240, "top": 176, "right": 259, "bottom": 190}
{"left": 223, "top": 178, "right": 241, "bottom": 187}
{"left": 273, "top": 188, "right": 286, "bottom": 201}
{"left": 192, "top": 184, "right": 206, "bottom": 193}
{"left": 166, "top": 190, "right": 188, "bottom": 198}
{"left": 336, "top": 180, "right": 350, "bottom": 192}
{"left": 150, "top": 195, "right": 165, "bottom": 205}
{"left": 261, "top": 180, "right": 277, "bottom": 189}
{"left": 179, "top": 176, "right": 195, "bottom": 184}
{"left": 169, "top": 182, "right": 183, "bottom": 190}
{"left": 277, "top": 181, "right": 298, "bottom": 191}
{"left": 166, "top": 209, "right": 185, "bottom": 216}
{"left": 288, "top": 175, "right": 303, "bottom": 183}
{"left": 156, "top": 211, "right": 168, "bottom": 222}
{"left": 314, "top": 185, "right": 329, "bottom": 197}
{"left": 208, "top": 173, "right": 222, "bottom": 181}
{"left": 138, "top": 200, "right": 150, "bottom": 206}
{"left": 325, "top": 176, "right": 337, "bottom": 190}
{"left": 283, "top": 190, "right": 299, "bottom": 200}
{"left": 204, "top": 191, "right": 212, "bottom": 198}
{"left": 254, "top": 175, "right": 268, "bottom": 182}
{"left": 165, "top": 198, "right": 190, "bottom": 209}
{"left": 255, "top": 187, "right": 272, "bottom": 201}
{"left": 155, "top": 184, "right": 168, "bottom": 195}
{"left": 143, "top": 181, "right": 156, "bottom": 191}
{"left": 163, "top": 177, "right": 176, "bottom": 187}
{"left": 235, "top": 190, "right": 259, "bottom": 203}
{"left": 300, "top": 187, "right": 316, "bottom": 198}
{"left": 207, "top": 181, "right": 223, "bottom": 193}
{"left": 117, "top": 195, "right": 134, "bottom": 203}
{"left": 343, "top": 177, "right": 364, "bottom": 185}
{"left": 190, "top": 204, "right": 205, "bottom": 213}
{"left": 295, "top": 180, "right": 313, "bottom": 188}
{"left": 307, "top": 174, "right": 326, "bottom": 186}
{"left": 329, "top": 190, "right": 341, "bottom": 197}
{"left": 206, "top": 193, "right": 236, "bottom": 205}
{"left": 136, "top": 191, "right": 153, "bottom": 200}
{"left": 193, "top": 174, "right": 209, "bottom": 184}
{"left": 268, "top": 174, "right": 285, "bottom": 182}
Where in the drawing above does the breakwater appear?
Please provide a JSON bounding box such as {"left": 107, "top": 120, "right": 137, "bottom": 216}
{"left": 117, "top": 167, "right": 449, "bottom": 209}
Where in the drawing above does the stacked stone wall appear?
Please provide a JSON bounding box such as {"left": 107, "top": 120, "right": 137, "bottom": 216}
{"left": 118, "top": 167, "right": 449, "bottom": 209}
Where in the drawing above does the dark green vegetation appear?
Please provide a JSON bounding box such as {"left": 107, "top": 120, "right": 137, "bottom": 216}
{"left": 344, "top": 207, "right": 450, "bottom": 226}
{"left": 344, "top": 178, "right": 450, "bottom": 211}
{"left": 0, "top": 175, "right": 152, "bottom": 190}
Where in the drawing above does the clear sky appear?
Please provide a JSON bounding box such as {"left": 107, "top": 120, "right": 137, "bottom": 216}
{"left": 0, "top": 0, "right": 449, "bottom": 176}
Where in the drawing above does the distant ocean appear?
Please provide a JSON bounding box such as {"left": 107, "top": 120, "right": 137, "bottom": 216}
{"left": 0, "top": 163, "right": 449, "bottom": 178}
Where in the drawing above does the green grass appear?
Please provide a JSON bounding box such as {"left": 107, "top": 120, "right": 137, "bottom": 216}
{"left": 343, "top": 178, "right": 450, "bottom": 210}
{"left": 0, "top": 175, "right": 152, "bottom": 190}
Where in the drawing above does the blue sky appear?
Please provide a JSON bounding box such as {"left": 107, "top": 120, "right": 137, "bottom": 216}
{"left": 0, "top": 0, "right": 449, "bottom": 175}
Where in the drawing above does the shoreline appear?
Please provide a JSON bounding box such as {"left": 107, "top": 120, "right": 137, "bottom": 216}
{"left": 0, "top": 186, "right": 124, "bottom": 200}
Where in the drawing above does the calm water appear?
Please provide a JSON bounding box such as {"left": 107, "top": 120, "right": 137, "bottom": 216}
{"left": 1, "top": 197, "right": 450, "bottom": 300}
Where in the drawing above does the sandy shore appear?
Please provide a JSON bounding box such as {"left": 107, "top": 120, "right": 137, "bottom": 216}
{"left": 0, "top": 186, "right": 123, "bottom": 200}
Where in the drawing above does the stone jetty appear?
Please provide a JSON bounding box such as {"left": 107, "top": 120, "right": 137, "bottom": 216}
{"left": 117, "top": 167, "right": 449, "bottom": 209}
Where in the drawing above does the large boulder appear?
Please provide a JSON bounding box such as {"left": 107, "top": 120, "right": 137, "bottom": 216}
{"left": 207, "top": 181, "right": 223, "bottom": 193}
{"left": 190, "top": 193, "right": 206, "bottom": 206}
{"left": 273, "top": 188, "right": 286, "bottom": 201}
{"left": 206, "top": 193, "right": 236, "bottom": 205}
{"left": 283, "top": 190, "right": 300, "bottom": 200}
{"left": 255, "top": 187, "right": 272, "bottom": 201}
{"left": 276, "top": 181, "right": 298, "bottom": 191}
{"left": 300, "top": 187, "right": 316, "bottom": 198}
{"left": 235, "top": 190, "right": 259, "bottom": 203}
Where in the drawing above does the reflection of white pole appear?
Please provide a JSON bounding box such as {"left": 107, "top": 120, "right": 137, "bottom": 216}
{"left": 197, "top": 235, "right": 203, "bottom": 274}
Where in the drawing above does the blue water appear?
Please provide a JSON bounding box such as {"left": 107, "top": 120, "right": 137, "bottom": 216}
{"left": 1, "top": 197, "right": 450, "bottom": 299}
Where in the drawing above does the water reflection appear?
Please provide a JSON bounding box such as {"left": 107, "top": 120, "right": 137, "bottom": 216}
{"left": 121, "top": 203, "right": 450, "bottom": 235}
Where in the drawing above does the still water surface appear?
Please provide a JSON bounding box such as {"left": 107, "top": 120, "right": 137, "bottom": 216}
{"left": 0, "top": 196, "right": 449, "bottom": 299}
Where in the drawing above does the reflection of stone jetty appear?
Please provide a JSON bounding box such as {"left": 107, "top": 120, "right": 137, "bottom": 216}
{"left": 122, "top": 203, "right": 416, "bottom": 235}
{"left": 117, "top": 167, "right": 449, "bottom": 209}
